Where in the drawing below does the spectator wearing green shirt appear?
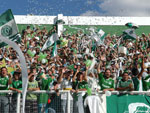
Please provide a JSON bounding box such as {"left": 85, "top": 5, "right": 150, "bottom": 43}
{"left": 26, "top": 73, "right": 40, "bottom": 113}
{"left": 9, "top": 71, "right": 22, "bottom": 112}
{"left": 97, "top": 62, "right": 115, "bottom": 92}
{"left": 142, "top": 66, "right": 150, "bottom": 91}
{"left": 143, "top": 74, "right": 150, "bottom": 91}
{"left": 116, "top": 72, "right": 134, "bottom": 91}
{"left": 0, "top": 67, "right": 12, "bottom": 113}
{"left": 72, "top": 68, "right": 88, "bottom": 113}
{"left": 72, "top": 68, "right": 88, "bottom": 93}
{"left": 132, "top": 56, "right": 145, "bottom": 91}
{"left": 38, "top": 72, "right": 53, "bottom": 113}
{"left": 9, "top": 71, "right": 22, "bottom": 93}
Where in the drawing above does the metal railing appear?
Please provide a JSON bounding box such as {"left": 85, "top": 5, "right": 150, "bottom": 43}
{"left": 0, "top": 90, "right": 150, "bottom": 113}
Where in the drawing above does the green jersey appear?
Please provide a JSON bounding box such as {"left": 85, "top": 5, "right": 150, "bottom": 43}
{"left": 73, "top": 80, "right": 89, "bottom": 100}
{"left": 117, "top": 79, "right": 134, "bottom": 91}
{"left": 143, "top": 75, "right": 150, "bottom": 91}
{"left": 10, "top": 80, "right": 22, "bottom": 97}
{"left": 0, "top": 76, "right": 9, "bottom": 90}
{"left": 98, "top": 73, "right": 115, "bottom": 90}
{"left": 38, "top": 77, "right": 53, "bottom": 104}
{"left": 27, "top": 80, "right": 38, "bottom": 100}
{"left": 132, "top": 77, "right": 144, "bottom": 91}
{"left": 73, "top": 80, "right": 89, "bottom": 90}
{"left": 40, "top": 77, "right": 53, "bottom": 90}
{"left": 10, "top": 80, "right": 22, "bottom": 90}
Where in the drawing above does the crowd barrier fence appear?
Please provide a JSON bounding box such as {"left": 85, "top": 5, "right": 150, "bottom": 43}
{"left": 0, "top": 90, "right": 150, "bottom": 113}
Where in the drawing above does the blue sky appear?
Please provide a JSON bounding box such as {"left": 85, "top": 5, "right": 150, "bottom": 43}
{"left": 0, "top": 0, "right": 150, "bottom": 16}
{"left": 0, "top": 0, "right": 101, "bottom": 16}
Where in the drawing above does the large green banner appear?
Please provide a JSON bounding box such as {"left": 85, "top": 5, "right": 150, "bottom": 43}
{"left": 107, "top": 95, "right": 150, "bottom": 113}
{"left": 0, "top": 9, "right": 20, "bottom": 47}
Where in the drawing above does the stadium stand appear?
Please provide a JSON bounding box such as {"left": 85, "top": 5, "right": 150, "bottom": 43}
{"left": 0, "top": 14, "right": 150, "bottom": 113}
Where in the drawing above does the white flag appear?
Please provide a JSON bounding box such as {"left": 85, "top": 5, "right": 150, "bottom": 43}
{"left": 98, "top": 29, "right": 105, "bottom": 40}
{"left": 84, "top": 94, "right": 107, "bottom": 113}
{"left": 42, "top": 33, "right": 59, "bottom": 51}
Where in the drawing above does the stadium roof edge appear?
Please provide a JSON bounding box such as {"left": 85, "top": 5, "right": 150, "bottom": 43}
{"left": 14, "top": 15, "right": 150, "bottom": 25}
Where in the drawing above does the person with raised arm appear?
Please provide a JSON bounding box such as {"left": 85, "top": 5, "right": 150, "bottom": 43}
{"left": 26, "top": 72, "right": 40, "bottom": 113}
{"left": 132, "top": 56, "right": 146, "bottom": 91}
{"left": 97, "top": 60, "right": 115, "bottom": 92}
{"left": 72, "top": 67, "right": 89, "bottom": 113}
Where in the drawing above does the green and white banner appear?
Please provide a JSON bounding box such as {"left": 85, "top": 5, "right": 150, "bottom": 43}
{"left": 123, "top": 29, "right": 137, "bottom": 40}
{"left": 98, "top": 29, "right": 105, "bottom": 41}
{"left": 107, "top": 95, "right": 150, "bottom": 113}
{"left": 85, "top": 94, "right": 150, "bottom": 113}
{"left": 52, "top": 42, "right": 57, "bottom": 57}
{"left": 0, "top": 9, "right": 20, "bottom": 47}
{"left": 97, "top": 29, "right": 106, "bottom": 46}
{"left": 42, "top": 33, "right": 59, "bottom": 51}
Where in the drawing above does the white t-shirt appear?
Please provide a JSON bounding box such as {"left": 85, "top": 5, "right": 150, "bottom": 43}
{"left": 139, "top": 79, "right": 143, "bottom": 91}
{"left": 87, "top": 76, "right": 100, "bottom": 91}
{"left": 61, "top": 78, "right": 73, "bottom": 100}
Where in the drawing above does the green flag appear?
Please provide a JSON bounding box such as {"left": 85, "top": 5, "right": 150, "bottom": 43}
{"left": 52, "top": 42, "right": 57, "bottom": 57}
{"left": 123, "top": 29, "right": 137, "bottom": 40}
{"left": 96, "top": 29, "right": 106, "bottom": 46}
{"left": 0, "top": 9, "right": 20, "bottom": 47}
{"left": 98, "top": 29, "right": 106, "bottom": 40}
{"left": 42, "top": 33, "right": 59, "bottom": 51}
{"left": 107, "top": 95, "right": 150, "bottom": 113}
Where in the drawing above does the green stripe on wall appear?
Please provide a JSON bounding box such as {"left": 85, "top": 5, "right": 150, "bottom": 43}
{"left": 63, "top": 25, "right": 150, "bottom": 36}
{"left": 16, "top": 24, "right": 150, "bottom": 36}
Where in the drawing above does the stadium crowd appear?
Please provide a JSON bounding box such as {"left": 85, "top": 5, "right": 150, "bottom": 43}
{"left": 0, "top": 24, "right": 150, "bottom": 113}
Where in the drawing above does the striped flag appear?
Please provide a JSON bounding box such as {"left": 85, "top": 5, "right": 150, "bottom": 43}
{"left": 95, "top": 29, "right": 106, "bottom": 46}
{"left": 91, "top": 29, "right": 106, "bottom": 46}
{"left": 0, "top": 9, "right": 20, "bottom": 47}
{"left": 52, "top": 42, "right": 57, "bottom": 57}
{"left": 123, "top": 29, "right": 137, "bottom": 40}
{"left": 41, "top": 33, "right": 59, "bottom": 51}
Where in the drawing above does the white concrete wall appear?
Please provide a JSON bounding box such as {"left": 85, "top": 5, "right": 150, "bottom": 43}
{"left": 14, "top": 15, "right": 150, "bottom": 25}
{"left": 14, "top": 15, "right": 56, "bottom": 25}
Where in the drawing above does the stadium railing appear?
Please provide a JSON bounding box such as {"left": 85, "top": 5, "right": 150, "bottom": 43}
{"left": 0, "top": 90, "right": 150, "bottom": 113}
